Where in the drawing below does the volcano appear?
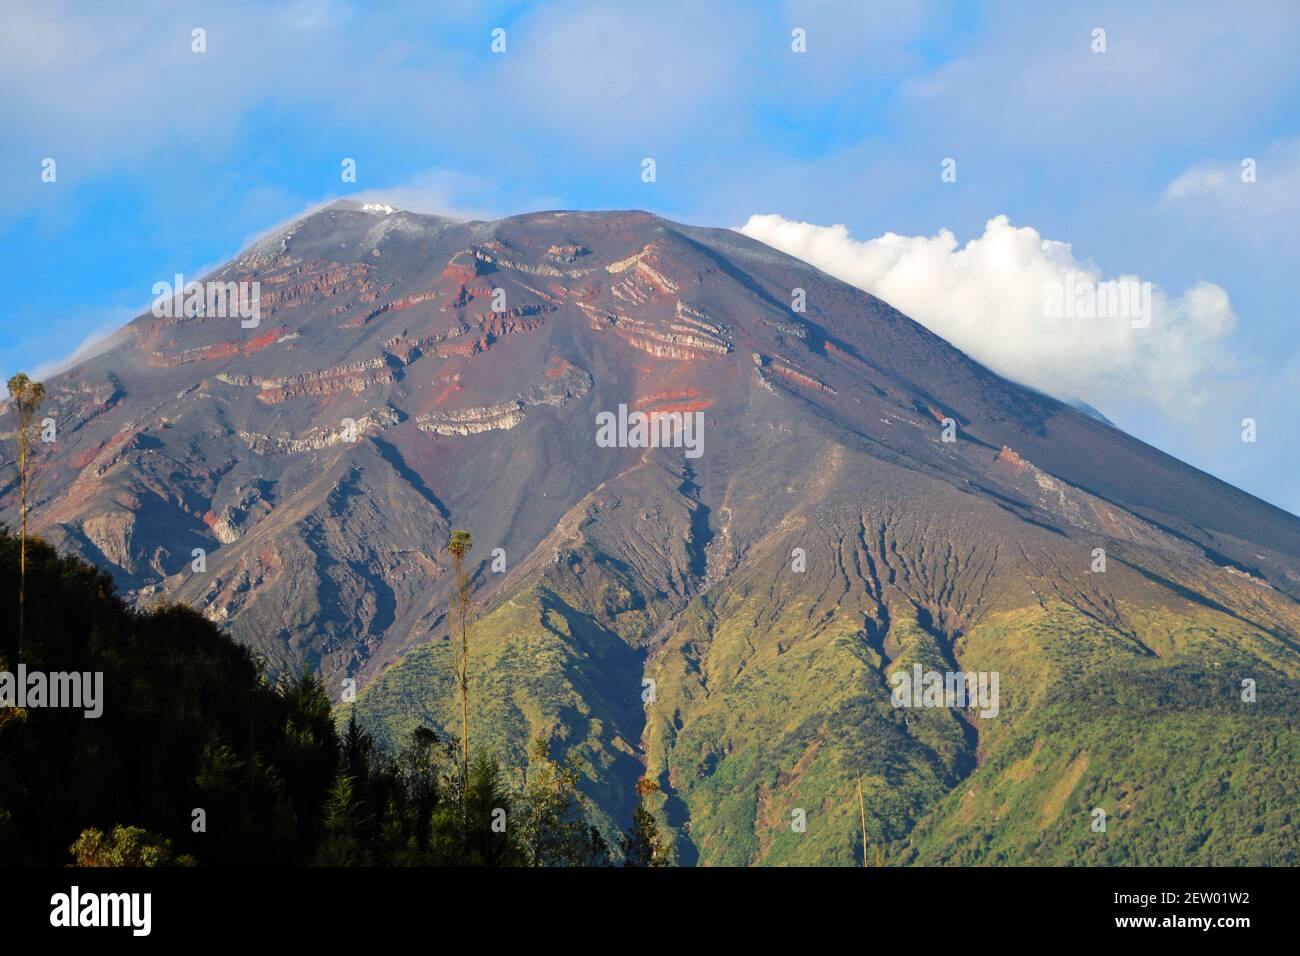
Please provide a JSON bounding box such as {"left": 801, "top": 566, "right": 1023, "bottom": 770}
{"left": 7, "top": 200, "right": 1300, "bottom": 864}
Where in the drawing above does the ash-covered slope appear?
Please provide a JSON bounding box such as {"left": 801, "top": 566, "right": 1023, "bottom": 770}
{"left": 7, "top": 201, "right": 1300, "bottom": 863}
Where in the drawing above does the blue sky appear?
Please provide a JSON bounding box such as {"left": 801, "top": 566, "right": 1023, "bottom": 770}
{"left": 2, "top": 0, "right": 1298, "bottom": 513}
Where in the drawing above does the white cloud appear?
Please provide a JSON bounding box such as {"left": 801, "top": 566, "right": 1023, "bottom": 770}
{"left": 26, "top": 321, "right": 126, "bottom": 382}
{"left": 1163, "top": 139, "right": 1300, "bottom": 249}
{"left": 0, "top": 0, "right": 474, "bottom": 216}
{"left": 737, "top": 213, "right": 1238, "bottom": 413}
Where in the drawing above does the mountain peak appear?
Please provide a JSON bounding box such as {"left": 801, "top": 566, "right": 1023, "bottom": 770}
{"left": 9, "top": 202, "right": 1300, "bottom": 864}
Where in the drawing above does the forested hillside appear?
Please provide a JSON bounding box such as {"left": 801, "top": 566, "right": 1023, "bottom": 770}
{"left": 0, "top": 529, "right": 660, "bottom": 866}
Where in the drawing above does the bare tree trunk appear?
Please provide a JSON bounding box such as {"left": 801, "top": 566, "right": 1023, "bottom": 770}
{"left": 459, "top": 619, "right": 468, "bottom": 791}
{"left": 7, "top": 374, "right": 44, "bottom": 661}
{"left": 858, "top": 776, "right": 868, "bottom": 868}
{"left": 444, "top": 530, "right": 473, "bottom": 806}
{"left": 452, "top": 549, "right": 471, "bottom": 798}
{"left": 17, "top": 424, "right": 27, "bottom": 658}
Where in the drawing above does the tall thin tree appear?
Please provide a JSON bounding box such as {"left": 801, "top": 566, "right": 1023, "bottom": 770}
{"left": 7, "top": 373, "right": 45, "bottom": 658}
{"left": 857, "top": 775, "right": 868, "bottom": 868}
{"left": 447, "top": 530, "right": 474, "bottom": 796}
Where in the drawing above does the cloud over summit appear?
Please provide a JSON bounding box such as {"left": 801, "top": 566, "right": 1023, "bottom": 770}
{"left": 738, "top": 213, "right": 1237, "bottom": 414}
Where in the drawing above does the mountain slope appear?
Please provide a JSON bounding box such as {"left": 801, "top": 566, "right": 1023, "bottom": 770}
{"left": 6, "top": 201, "right": 1300, "bottom": 863}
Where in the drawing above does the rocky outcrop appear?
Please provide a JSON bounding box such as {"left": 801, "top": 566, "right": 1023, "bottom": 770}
{"left": 435, "top": 337, "right": 486, "bottom": 358}
{"left": 240, "top": 406, "right": 402, "bottom": 454}
{"left": 416, "top": 363, "right": 592, "bottom": 437}
{"left": 752, "top": 353, "right": 836, "bottom": 393}
{"left": 255, "top": 356, "right": 398, "bottom": 404}
{"left": 442, "top": 253, "right": 482, "bottom": 283}
{"left": 198, "top": 548, "right": 283, "bottom": 625}
{"left": 606, "top": 242, "right": 680, "bottom": 303}
{"left": 476, "top": 304, "right": 552, "bottom": 339}
{"left": 80, "top": 511, "right": 139, "bottom": 570}
{"left": 763, "top": 315, "right": 809, "bottom": 340}
{"left": 580, "top": 300, "right": 730, "bottom": 360}
{"left": 523, "top": 363, "right": 593, "bottom": 406}
{"left": 416, "top": 400, "right": 527, "bottom": 436}
{"left": 440, "top": 283, "right": 498, "bottom": 312}
{"left": 256, "top": 260, "right": 377, "bottom": 311}
{"left": 469, "top": 239, "right": 596, "bottom": 278}
{"left": 210, "top": 484, "right": 273, "bottom": 543}
{"left": 546, "top": 243, "right": 589, "bottom": 263}
{"left": 216, "top": 356, "right": 400, "bottom": 402}
{"left": 673, "top": 301, "right": 732, "bottom": 342}
{"left": 146, "top": 326, "right": 293, "bottom": 367}
{"left": 382, "top": 324, "right": 468, "bottom": 363}
{"left": 634, "top": 387, "right": 715, "bottom": 415}
{"left": 342, "top": 288, "right": 442, "bottom": 328}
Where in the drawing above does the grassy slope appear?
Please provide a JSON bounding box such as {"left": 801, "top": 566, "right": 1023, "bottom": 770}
{"left": 647, "top": 583, "right": 1300, "bottom": 865}
{"left": 350, "top": 436, "right": 1300, "bottom": 866}
{"left": 904, "top": 661, "right": 1300, "bottom": 865}
{"left": 347, "top": 553, "right": 652, "bottom": 842}
{"left": 352, "top": 567, "right": 1300, "bottom": 865}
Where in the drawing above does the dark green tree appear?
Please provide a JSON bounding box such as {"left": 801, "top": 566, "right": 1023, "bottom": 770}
{"left": 620, "top": 777, "right": 670, "bottom": 867}
{"left": 0, "top": 529, "right": 615, "bottom": 867}
{"left": 314, "top": 774, "right": 368, "bottom": 866}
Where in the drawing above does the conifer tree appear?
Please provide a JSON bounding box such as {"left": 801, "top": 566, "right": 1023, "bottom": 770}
{"left": 314, "top": 774, "right": 367, "bottom": 866}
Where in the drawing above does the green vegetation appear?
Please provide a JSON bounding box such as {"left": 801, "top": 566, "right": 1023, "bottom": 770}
{"left": 353, "top": 524, "right": 1300, "bottom": 866}
{"left": 0, "top": 529, "right": 638, "bottom": 866}
{"left": 904, "top": 662, "right": 1300, "bottom": 865}
{"left": 620, "top": 777, "right": 670, "bottom": 866}
{"left": 349, "top": 561, "right": 654, "bottom": 848}
{"left": 643, "top": 591, "right": 968, "bottom": 866}
{"left": 70, "top": 825, "right": 195, "bottom": 867}
{"left": 6, "top": 516, "right": 1298, "bottom": 867}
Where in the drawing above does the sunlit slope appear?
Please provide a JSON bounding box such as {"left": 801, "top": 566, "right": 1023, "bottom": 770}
{"left": 356, "top": 426, "right": 1300, "bottom": 863}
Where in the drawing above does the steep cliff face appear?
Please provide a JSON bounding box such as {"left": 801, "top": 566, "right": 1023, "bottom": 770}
{"left": 7, "top": 201, "right": 1300, "bottom": 863}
